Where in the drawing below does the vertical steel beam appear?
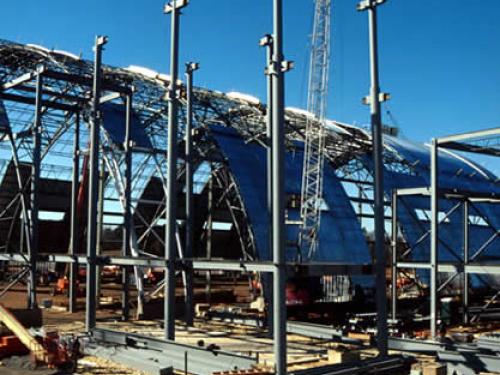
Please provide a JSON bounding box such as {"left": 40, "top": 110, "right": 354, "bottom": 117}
{"left": 86, "top": 35, "right": 107, "bottom": 332}
{"left": 96, "top": 154, "right": 105, "bottom": 306}
{"left": 122, "top": 93, "right": 133, "bottom": 322}
{"left": 271, "top": 0, "right": 287, "bottom": 373}
{"left": 205, "top": 165, "right": 212, "bottom": 303}
{"left": 260, "top": 33, "right": 274, "bottom": 337}
{"left": 430, "top": 138, "right": 439, "bottom": 339}
{"left": 184, "top": 62, "right": 198, "bottom": 327}
{"left": 391, "top": 190, "right": 397, "bottom": 320}
{"left": 164, "top": 0, "right": 188, "bottom": 340}
{"left": 358, "top": 0, "right": 388, "bottom": 355}
{"left": 29, "top": 67, "right": 43, "bottom": 310}
{"left": 266, "top": 37, "right": 274, "bottom": 338}
{"left": 69, "top": 112, "right": 80, "bottom": 313}
{"left": 463, "top": 199, "right": 469, "bottom": 324}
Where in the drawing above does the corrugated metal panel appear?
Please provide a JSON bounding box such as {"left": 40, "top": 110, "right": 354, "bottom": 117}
{"left": 385, "top": 136, "right": 499, "bottom": 193}
{"left": 209, "top": 125, "right": 371, "bottom": 263}
{"left": 101, "top": 102, "right": 152, "bottom": 150}
{"left": 362, "top": 136, "right": 500, "bottom": 264}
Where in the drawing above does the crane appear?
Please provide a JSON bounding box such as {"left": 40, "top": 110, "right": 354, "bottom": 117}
{"left": 299, "top": 0, "right": 332, "bottom": 259}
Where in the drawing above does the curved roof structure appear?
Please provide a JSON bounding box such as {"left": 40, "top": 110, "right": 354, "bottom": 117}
{"left": 0, "top": 39, "right": 498, "bottom": 269}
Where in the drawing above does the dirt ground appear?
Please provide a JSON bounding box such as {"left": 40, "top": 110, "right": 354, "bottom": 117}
{"left": 0, "top": 279, "right": 253, "bottom": 375}
{"left": 1, "top": 280, "right": 484, "bottom": 375}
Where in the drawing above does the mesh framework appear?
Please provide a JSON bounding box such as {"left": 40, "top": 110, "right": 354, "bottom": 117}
{"left": 0, "top": 39, "right": 394, "bottom": 261}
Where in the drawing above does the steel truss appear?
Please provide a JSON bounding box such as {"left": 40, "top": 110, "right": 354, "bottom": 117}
{"left": 391, "top": 127, "right": 500, "bottom": 339}
{"left": 0, "top": 38, "right": 378, "bottom": 331}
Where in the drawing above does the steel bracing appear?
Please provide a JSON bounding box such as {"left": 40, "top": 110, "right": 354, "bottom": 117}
{"left": 0, "top": 34, "right": 498, "bottom": 373}
{"left": 391, "top": 128, "right": 500, "bottom": 339}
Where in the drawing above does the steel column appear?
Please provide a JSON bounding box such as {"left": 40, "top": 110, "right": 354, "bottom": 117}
{"left": 463, "top": 199, "right": 469, "bottom": 324}
{"left": 271, "top": 0, "right": 287, "bottom": 373}
{"left": 69, "top": 112, "right": 80, "bottom": 313}
{"left": 29, "top": 67, "right": 43, "bottom": 310}
{"left": 266, "top": 36, "right": 274, "bottom": 336}
{"left": 430, "top": 138, "right": 439, "bottom": 339}
{"left": 261, "top": 33, "right": 274, "bottom": 337}
{"left": 86, "top": 35, "right": 107, "bottom": 332}
{"left": 96, "top": 151, "right": 105, "bottom": 306}
{"left": 391, "top": 190, "right": 397, "bottom": 320}
{"left": 122, "top": 94, "right": 133, "bottom": 321}
{"left": 359, "top": 0, "right": 388, "bottom": 355}
{"left": 206, "top": 165, "right": 213, "bottom": 303}
{"left": 164, "top": 0, "right": 188, "bottom": 340}
{"left": 184, "top": 62, "right": 198, "bottom": 327}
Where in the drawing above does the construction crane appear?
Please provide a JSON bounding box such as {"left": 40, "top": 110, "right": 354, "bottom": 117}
{"left": 299, "top": 0, "right": 332, "bottom": 259}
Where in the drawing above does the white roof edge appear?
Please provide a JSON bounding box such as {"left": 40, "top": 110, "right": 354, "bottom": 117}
{"left": 126, "top": 66, "right": 183, "bottom": 85}
{"left": 26, "top": 43, "right": 51, "bottom": 54}
{"left": 126, "top": 65, "right": 160, "bottom": 79}
{"left": 285, "top": 107, "right": 315, "bottom": 118}
{"left": 226, "top": 92, "right": 260, "bottom": 105}
{"left": 51, "top": 49, "right": 80, "bottom": 60}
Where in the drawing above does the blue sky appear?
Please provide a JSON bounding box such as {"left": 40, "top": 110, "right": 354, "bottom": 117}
{"left": 2, "top": 1, "right": 499, "bottom": 148}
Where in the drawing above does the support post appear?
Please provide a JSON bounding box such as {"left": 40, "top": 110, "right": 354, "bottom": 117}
{"left": 205, "top": 165, "right": 212, "bottom": 303}
{"left": 29, "top": 67, "right": 43, "bottom": 310}
{"left": 271, "top": 0, "right": 287, "bottom": 373}
{"left": 430, "top": 138, "right": 439, "bottom": 339}
{"left": 260, "top": 33, "right": 274, "bottom": 337}
{"left": 391, "top": 190, "right": 397, "bottom": 320}
{"left": 95, "top": 152, "right": 105, "bottom": 307}
{"left": 463, "top": 199, "right": 469, "bottom": 324}
{"left": 164, "top": 0, "right": 188, "bottom": 340}
{"left": 358, "top": 0, "right": 388, "bottom": 355}
{"left": 86, "top": 35, "right": 107, "bottom": 332}
{"left": 69, "top": 112, "right": 80, "bottom": 313}
{"left": 122, "top": 93, "right": 133, "bottom": 322}
{"left": 184, "top": 61, "right": 199, "bottom": 327}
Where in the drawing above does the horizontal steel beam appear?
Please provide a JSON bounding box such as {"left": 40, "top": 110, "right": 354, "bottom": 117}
{"left": 286, "top": 321, "right": 345, "bottom": 341}
{"left": 396, "top": 262, "right": 500, "bottom": 274}
{"left": 395, "top": 187, "right": 498, "bottom": 200}
{"left": 290, "top": 355, "right": 409, "bottom": 375}
{"left": 42, "top": 70, "right": 131, "bottom": 94}
{"left": 13, "top": 84, "right": 86, "bottom": 103}
{"left": 208, "top": 311, "right": 361, "bottom": 343}
{"left": 0, "top": 92, "right": 78, "bottom": 112}
{"left": 1, "top": 72, "right": 37, "bottom": 90}
{"left": 92, "top": 328, "right": 256, "bottom": 375}
{"left": 477, "top": 333, "right": 500, "bottom": 352}
{"left": 395, "top": 187, "right": 430, "bottom": 196}
{"left": 443, "top": 141, "right": 500, "bottom": 157}
{"left": 437, "top": 127, "right": 500, "bottom": 146}
{"left": 388, "top": 337, "right": 446, "bottom": 353}
{"left": 0, "top": 253, "right": 372, "bottom": 275}
{"left": 84, "top": 342, "right": 173, "bottom": 375}
{"left": 438, "top": 350, "right": 500, "bottom": 374}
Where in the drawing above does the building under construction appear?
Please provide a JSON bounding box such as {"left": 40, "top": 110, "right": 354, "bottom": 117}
{"left": 0, "top": 1, "right": 498, "bottom": 375}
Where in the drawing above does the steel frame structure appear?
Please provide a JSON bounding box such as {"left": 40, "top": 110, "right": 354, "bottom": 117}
{"left": 0, "top": 38, "right": 380, "bottom": 373}
{"left": 391, "top": 127, "right": 500, "bottom": 339}
{"left": 0, "top": 34, "right": 496, "bottom": 373}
